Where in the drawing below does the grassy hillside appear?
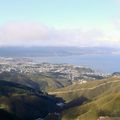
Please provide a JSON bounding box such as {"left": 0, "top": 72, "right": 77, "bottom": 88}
{"left": 0, "top": 80, "right": 63, "bottom": 120}
{"left": 0, "top": 71, "right": 71, "bottom": 92}
{"left": 0, "top": 71, "right": 40, "bottom": 90}
{"left": 49, "top": 76, "right": 120, "bottom": 120}
{"left": 0, "top": 73, "right": 120, "bottom": 120}
{"left": 28, "top": 73, "right": 71, "bottom": 91}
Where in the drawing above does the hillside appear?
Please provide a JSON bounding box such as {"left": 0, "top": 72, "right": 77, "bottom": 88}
{"left": 0, "top": 71, "right": 120, "bottom": 120}
{"left": 49, "top": 76, "right": 120, "bottom": 120}
{"left": 0, "top": 71, "right": 73, "bottom": 92}
{"left": 0, "top": 80, "right": 64, "bottom": 120}
{"left": 0, "top": 71, "right": 40, "bottom": 90}
{"left": 0, "top": 66, "right": 103, "bottom": 92}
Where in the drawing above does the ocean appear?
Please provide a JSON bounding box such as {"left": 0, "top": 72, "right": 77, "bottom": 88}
{"left": 32, "top": 54, "right": 120, "bottom": 73}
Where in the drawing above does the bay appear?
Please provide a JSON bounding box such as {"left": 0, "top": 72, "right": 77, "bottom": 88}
{"left": 32, "top": 54, "right": 120, "bottom": 73}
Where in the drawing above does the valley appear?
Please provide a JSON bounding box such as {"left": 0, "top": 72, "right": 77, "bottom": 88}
{"left": 50, "top": 76, "right": 120, "bottom": 120}
{"left": 0, "top": 74, "right": 120, "bottom": 120}
{"left": 0, "top": 58, "right": 120, "bottom": 120}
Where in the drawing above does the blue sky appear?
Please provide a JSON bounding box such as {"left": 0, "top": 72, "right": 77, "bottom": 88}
{"left": 0, "top": 0, "right": 120, "bottom": 47}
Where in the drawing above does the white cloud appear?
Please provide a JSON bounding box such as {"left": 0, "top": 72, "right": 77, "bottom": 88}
{"left": 0, "top": 21, "right": 120, "bottom": 47}
{"left": 0, "top": 22, "right": 50, "bottom": 44}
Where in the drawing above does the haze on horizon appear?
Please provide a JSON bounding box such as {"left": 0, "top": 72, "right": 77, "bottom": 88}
{"left": 0, "top": 0, "right": 120, "bottom": 47}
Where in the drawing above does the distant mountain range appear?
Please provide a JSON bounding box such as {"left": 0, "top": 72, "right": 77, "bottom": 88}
{"left": 0, "top": 47, "right": 118, "bottom": 57}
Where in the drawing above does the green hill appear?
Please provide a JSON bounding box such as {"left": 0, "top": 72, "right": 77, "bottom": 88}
{"left": 0, "top": 73, "right": 120, "bottom": 120}
{"left": 49, "top": 77, "right": 120, "bottom": 120}
{"left": 0, "top": 80, "right": 64, "bottom": 120}
{"left": 0, "top": 71, "right": 71, "bottom": 91}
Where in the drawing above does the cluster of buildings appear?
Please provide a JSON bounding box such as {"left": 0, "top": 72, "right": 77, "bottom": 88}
{"left": 0, "top": 57, "right": 108, "bottom": 82}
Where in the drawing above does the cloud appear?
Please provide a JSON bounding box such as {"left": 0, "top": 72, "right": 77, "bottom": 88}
{"left": 0, "top": 21, "right": 120, "bottom": 47}
{"left": 0, "top": 22, "right": 51, "bottom": 45}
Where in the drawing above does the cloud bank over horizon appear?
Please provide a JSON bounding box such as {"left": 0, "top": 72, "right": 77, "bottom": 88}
{"left": 0, "top": 0, "right": 120, "bottom": 48}
{"left": 0, "top": 21, "right": 120, "bottom": 47}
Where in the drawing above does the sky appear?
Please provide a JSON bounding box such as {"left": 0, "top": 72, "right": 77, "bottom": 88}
{"left": 0, "top": 0, "right": 120, "bottom": 47}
